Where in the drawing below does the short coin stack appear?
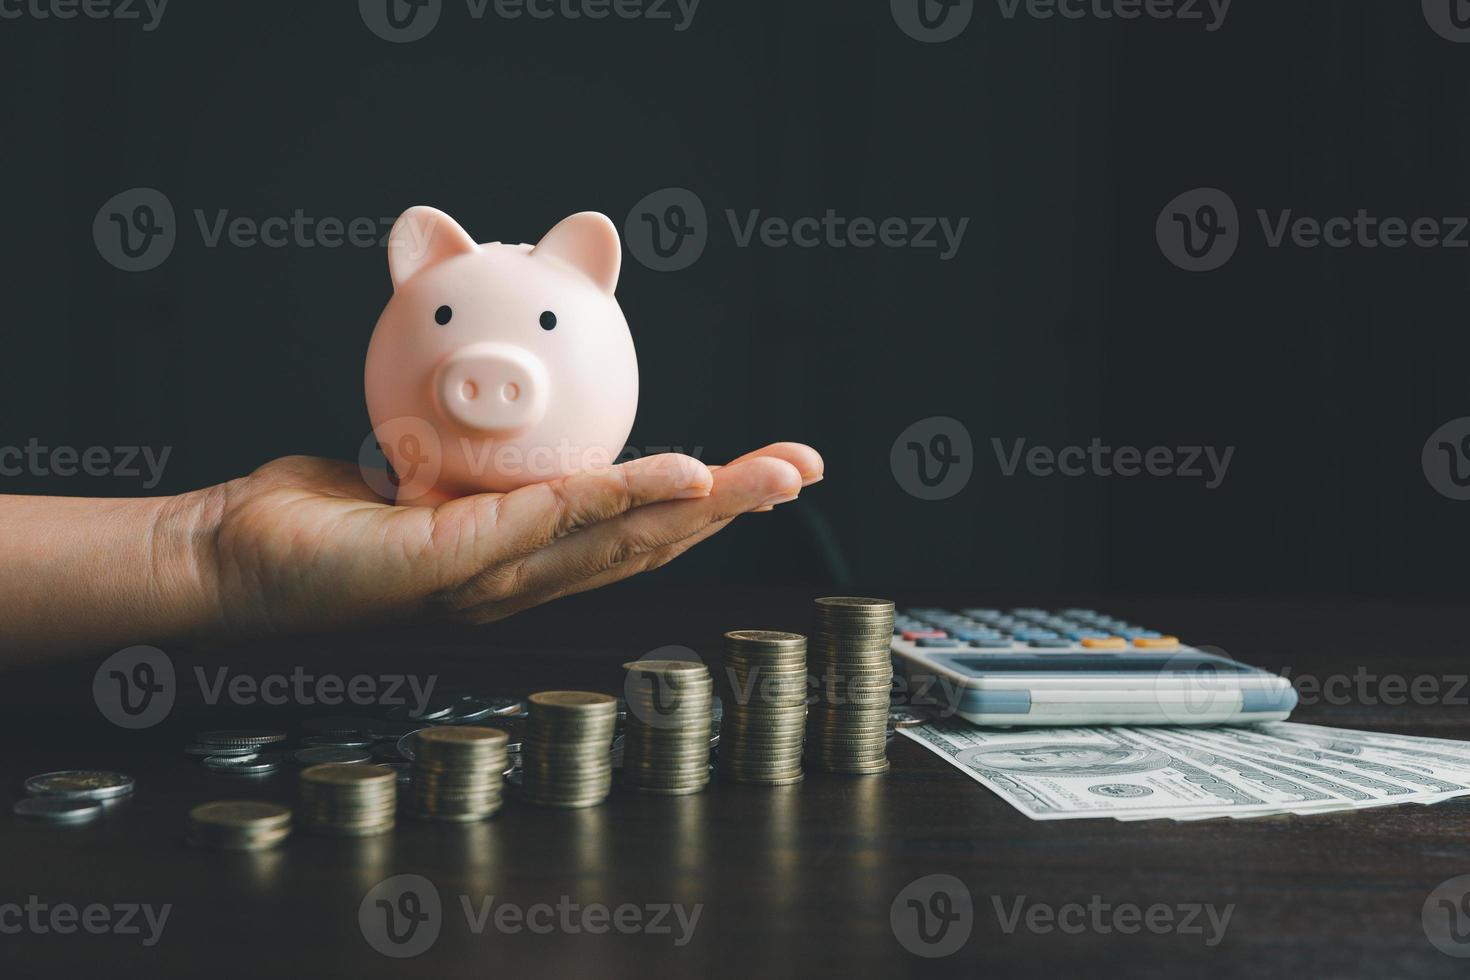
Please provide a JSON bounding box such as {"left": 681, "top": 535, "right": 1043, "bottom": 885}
{"left": 409, "top": 726, "right": 510, "bottom": 821}
{"left": 188, "top": 801, "right": 292, "bottom": 851}
{"left": 716, "top": 630, "right": 808, "bottom": 785}
{"left": 521, "top": 692, "right": 618, "bottom": 808}
{"left": 298, "top": 763, "right": 397, "bottom": 836}
{"left": 621, "top": 660, "right": 714, "bottom": 796}
{"left": 807, "top": 597, "right": 896, "bottom": 775}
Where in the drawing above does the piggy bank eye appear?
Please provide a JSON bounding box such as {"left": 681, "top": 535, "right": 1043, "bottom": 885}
{"left": 540, "top": 311, "right": 557, "bottom": 331}
{"left": 434, "top": 305, "right": 453, "bottom": 326}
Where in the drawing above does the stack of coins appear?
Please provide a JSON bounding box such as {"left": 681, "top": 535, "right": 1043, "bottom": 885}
{"left": 716, "top": 630, "right": 808, "bottom": 785}
{"left": 807, "top": 597, "right": 896, "bottom": 775}
{"left": 621, "top": 660, "right": 714, "bottom": 796}
{"left": 298, "top": 763, "right": 397, "bottom": 836}
{"left": 521, "top": 692, "right": 618, "bottom": 808}
{"left": 410, "top": 727, "right": 509, "bottom": 821}
{"left": 188, "top": 801, "right": 292, "bottom": 851}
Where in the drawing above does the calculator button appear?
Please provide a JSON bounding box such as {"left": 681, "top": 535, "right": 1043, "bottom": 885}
{"left": 1028, "top": 639, "right": 1072, "bottom": 648}
{"left": 1133, "top": 636, "right": 1179, "bottom": 650}
{"left": 969, "top": 638, "right": 1012, "bottom": 649}
{"left": 1013, "top": 630, "right": 1060, "bottom": 641}
{"left": 901, "top": 630, "right": 946, "bottom": 641}
{"left": 917, "top": 637, "right": 960, "bottom": 648}
{"left": 1067, "top": 631, "right": 1112, "bottom": 641}
{"left": 1081, "top": 637, "right": 1128, "bottom": 650}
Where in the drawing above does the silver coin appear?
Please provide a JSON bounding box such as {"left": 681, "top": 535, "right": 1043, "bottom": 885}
{"left": 195, "top": 729, "right": 286, "bottom": 748}
{"left": 386, "top": 701, "right": 455, "bottom": 723}
{"left": 184, "top": 743, "right": 259, "bottom": 757}
{"left": 204, "top": 753, "right": 283, "bottom": 775}
{"left": 14, "top": 797, "right": 103, "bottom": 824}
{"left": 25, "top": 771, "right": 134, "bottom": 801}
{"left": 301, "top": 734, "right": 373, "bottom": 750}
{"left": 293, "top": 747, "right": 373, "bottom": 766}
{"left": 395, "top": 729, "right": 429, "bottom": 762}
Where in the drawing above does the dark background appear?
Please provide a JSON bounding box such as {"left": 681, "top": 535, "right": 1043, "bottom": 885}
{"left": 4, "top": 0, "right": 1470, "bottom": 599}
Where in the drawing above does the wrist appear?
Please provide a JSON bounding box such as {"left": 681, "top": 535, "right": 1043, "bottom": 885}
{"left": 144, "top": 486, "right": 228, "bottom": 643}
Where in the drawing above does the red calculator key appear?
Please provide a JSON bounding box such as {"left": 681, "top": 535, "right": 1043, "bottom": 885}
{"left": 901, "top": 629, "right": 947, "bottom": 641}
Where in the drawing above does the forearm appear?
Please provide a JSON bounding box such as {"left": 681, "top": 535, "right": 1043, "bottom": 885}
{"left": 0, "top": 492, "right": 220, "bottom": 667}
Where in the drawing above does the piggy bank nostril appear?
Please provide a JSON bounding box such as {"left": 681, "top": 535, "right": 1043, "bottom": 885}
{"left": 461, "top": 380, "right": 478, "bottom": 401}
{"left": 502, "top": 383, "right": 520, "bottom": 402}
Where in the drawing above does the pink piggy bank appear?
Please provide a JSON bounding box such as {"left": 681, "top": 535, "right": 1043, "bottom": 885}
{"left": 364, "top": 207, "right": 639, "bottom": 505}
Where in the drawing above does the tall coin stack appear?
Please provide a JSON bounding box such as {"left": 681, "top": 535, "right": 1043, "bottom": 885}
{"left": 716, "top": 631, "right": 808, "bottom": 785}
{"left": 298, "top": 763, "right": 397, "bottom": 836}
{"left": 621, "top": 660, "right": 714, "bottom": 796}
{"left": 410, "top": 727, "right": 510, "bottom": 822}
{"left": 521, "top": 692, "right": 618, "bottom": 808}
{"left": 807, "top": 597, "right": 896, "bottom": 775}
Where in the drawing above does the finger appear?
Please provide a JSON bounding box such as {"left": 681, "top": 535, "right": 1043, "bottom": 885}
{"left": 431, "top": 452, "right": 713, "bottom": 569}
{"left": 710, "top": 442, "right": 824, "bottom": 486}
{"left": 508, "top": 455, "right": 800, "bottom": 593}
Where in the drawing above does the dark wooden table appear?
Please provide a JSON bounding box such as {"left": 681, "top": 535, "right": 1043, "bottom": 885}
{"left": 3, "top": 588, "right": 1468, "bottom": 979}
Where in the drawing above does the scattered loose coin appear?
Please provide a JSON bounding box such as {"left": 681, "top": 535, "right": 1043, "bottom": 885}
{"left": 25, "top": 771, "right": 135, "bottom": 802}
{"left": 14, "top": 797, "right": 103, "bottom": 824}
{"left": 293, "top": 747, "right": 373, "bottom": 766}
{"left": 188, "top": 800, "right": 292, "bottom": 851}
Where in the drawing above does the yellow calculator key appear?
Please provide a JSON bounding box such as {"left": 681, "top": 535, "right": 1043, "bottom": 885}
{"left": 1133, "top": 636, "right": 1180, "bottom": 650}
{"left": 1081, "top": 637, "right": 1128, "bottom": 650}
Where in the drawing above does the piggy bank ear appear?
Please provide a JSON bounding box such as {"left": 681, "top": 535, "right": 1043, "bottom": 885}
{"left": 533, "top": 212, "right": 621, "bottom": 294}
{"left": 387, "top": 206, "right": 478, "bottom": 290}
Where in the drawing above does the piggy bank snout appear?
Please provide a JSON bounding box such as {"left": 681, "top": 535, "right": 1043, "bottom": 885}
{"left": 434, "top": 343, "right": 549, "bottom": 435}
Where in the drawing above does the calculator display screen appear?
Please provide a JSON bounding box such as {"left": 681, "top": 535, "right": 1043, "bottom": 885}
{"left": 949, "top": 653, "right": 1256, "bottom": 674}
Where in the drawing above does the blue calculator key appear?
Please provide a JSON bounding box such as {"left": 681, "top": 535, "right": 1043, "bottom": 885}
{"left": 1028, "top": 638, "right": 1073, "bottom": 648}
{"left": 1013, "top": 630, "right": 1060, "bottom": 641}
{"left": 969, "top": 638, "right": 1013, "bottom": 648}
{"left": 962, "top": 608, "right": 1002, "bottom": 619}
{"left": 917, "top": 637, "right": 960, "bottom": 648}
{"left": 1067, "top": 630, "right": 1112, "bottom": 641}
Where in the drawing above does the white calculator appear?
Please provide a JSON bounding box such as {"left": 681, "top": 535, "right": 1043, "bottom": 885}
{"left": 890, "top": 607, "right": 1296, "bottom": 727}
